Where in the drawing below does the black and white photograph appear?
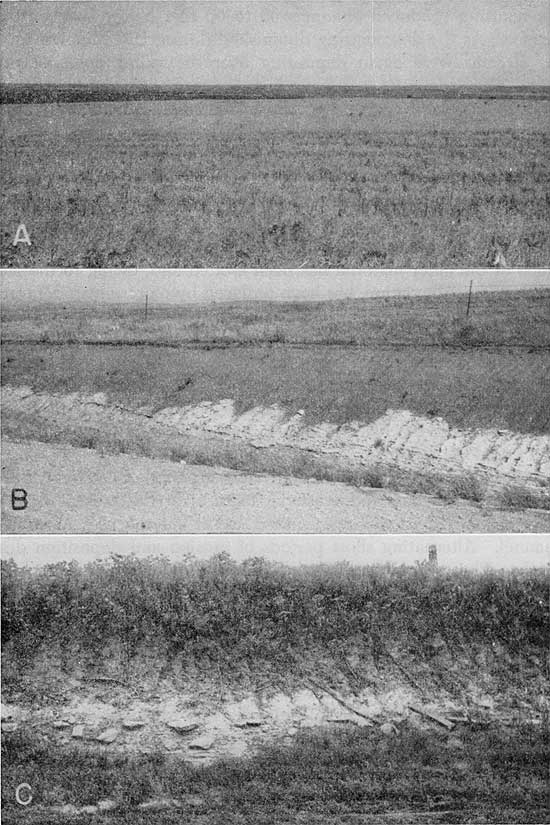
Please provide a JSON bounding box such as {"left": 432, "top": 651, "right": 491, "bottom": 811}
{"left": 1, "top": 533, "right": 549, "bottom": 823}
{"left": 1, "top": 269, "right": 549, "bottom": 534}
{"left": 1, "top": 0, "right": 549, "bottom": 268}
{"left": 1, "top": 0, "right": 549, "bottom": 822}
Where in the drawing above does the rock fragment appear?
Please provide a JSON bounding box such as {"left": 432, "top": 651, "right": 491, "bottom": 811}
{"left": 80, "top": 805, "right": 99, "bottom": 815}
{"left": 427, "top": 633, "right": 447, "bottom": 655}
{"left": 97, "top": 799, "right": 117, "bottom": 812}
{"left": 234, "top": 717, "right": 262, "bottom": 728}
{"left": 122, "top": 718, "right": 146, "bottom": 730}
{"left": 1, "top": 703, "right": 13, "bottom": 721}
{"left": 51, "top": 804, "right": 80, "bottom": 815}
{"left": 166, "top": 719, "right": 199, "bottom": 734}
{"left": 189, "top": 734, "right": 215, "bottom": 750}
{"left": 97, "top": 727, "right": 119, "bottom": 744}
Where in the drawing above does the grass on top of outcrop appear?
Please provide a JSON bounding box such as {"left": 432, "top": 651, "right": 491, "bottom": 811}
{"left": 3, "top": 291, "right": 549, "bottom": 436}
{"left": 2, "top": 721, "right": 548, "bottom": 824}
{"left": 2, "top": 289, "right": 550, "bottom": 348}
{"left": 3, "top": 336, "right": 549, "bottom": 436}
{"left": 2, "top": 554, "right": 548, "bottom": 687}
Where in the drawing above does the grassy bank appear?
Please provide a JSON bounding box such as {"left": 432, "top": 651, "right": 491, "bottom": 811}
{"left": 3, "top": 342, "right": 549, "bottom": 437}
{"left": 2, "top": 722, "right": 548, "bottom": 824}
{"left": 3, "top": 291, "right": 549, "bottom": 436}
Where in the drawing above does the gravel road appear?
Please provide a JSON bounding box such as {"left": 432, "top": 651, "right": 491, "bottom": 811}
{"left": 3, "top": 439, "right": 549, "bottom": 534}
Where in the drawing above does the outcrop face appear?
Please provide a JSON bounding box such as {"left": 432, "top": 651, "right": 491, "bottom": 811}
{"left": 1, "top": 666, "right": 534, "bottom": 764}
{"left": 3, "top": 385, "right": 549, "bottom": 504}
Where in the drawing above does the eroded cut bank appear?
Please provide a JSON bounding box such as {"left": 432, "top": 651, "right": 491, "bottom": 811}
{"left": 2, "top": 557, "right": 547, "bottom": 821}
{"left": 2, "top": 640, "right": 545, "bottom": 766}
{"left": 2, "top": 385, "right": 549, "bottom": 506}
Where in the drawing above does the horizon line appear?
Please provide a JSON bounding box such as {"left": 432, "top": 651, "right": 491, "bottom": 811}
{"left": 2, "top": 82, "right": 549, "bottom": 88}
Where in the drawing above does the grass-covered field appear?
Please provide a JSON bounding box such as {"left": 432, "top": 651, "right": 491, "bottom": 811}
{"left": 3, "top": 83, "right": 548, "bottom": 105}
{"left": 3, "top": 290, "right": 549, "bottom": 434}
{"left": 2, "top": 555, "right": 549, "bottom": 823}
{"left": 2, "top": 96, "right": 549, "bottom": 267}
{"left": 3, "top": 289, "right": 550, "bottom": 348}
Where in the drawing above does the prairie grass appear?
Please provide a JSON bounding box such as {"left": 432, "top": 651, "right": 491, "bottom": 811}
{"left": 3, "top": 339, "right": 548, "bottom": 434}
{"left": 2, "top": 722, "right": 549, "bottom": 824}
{"left": 169, "top": 440, "right": 387, "bottom": 490}
{"left": 498, "top": 485, "right": 550, "bottom": 511}
{"left": 2, "top": 98, "right": 549, "bottom": 267}
{"left": 3, "top": 290, "right": 550, "bottom": 348}
{"left": 4, "top": 82, "right": 549, "bottom": 105}
{"left": 2, "top": 555, "right": 547, "bottom": 674}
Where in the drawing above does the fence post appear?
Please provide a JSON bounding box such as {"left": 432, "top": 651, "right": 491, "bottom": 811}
{"left": 466, "top": 280, "right": 473, "bottom": 318}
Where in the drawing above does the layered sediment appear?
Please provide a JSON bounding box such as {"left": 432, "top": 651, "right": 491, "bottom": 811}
{"left": 2, "top": 385, "right": 549, "bottom": 504}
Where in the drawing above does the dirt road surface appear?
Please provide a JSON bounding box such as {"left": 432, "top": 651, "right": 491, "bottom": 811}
{"left": 3, "top": 439, "right": 549, "bottom": 534}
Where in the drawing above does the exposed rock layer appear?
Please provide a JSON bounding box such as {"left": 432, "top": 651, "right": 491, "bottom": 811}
{"left": 3, "top": 385, "right": 549, "bottom": 503}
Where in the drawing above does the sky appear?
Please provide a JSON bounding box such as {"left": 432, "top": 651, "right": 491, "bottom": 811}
{"left": 1, "top": 0, "right": 548, "bottom": 86}
{"left": 3, "top": 534, "right": 549, "bottom": 570}
{"left": 2, "top": 270, "right": 549, "bottom": 307}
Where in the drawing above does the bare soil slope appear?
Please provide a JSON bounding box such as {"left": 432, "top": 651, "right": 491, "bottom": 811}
{"left": 3, "top": 439, "right": 549, "bottom": 534}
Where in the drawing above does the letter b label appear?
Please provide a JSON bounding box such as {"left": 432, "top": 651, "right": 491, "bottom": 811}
{"left": 11, "top": 489, "right": 28, "bottom": 510}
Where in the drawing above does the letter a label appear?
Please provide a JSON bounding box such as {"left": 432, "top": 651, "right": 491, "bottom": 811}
{"left": 13, "top": 224, "right": 31, "bottom": 246}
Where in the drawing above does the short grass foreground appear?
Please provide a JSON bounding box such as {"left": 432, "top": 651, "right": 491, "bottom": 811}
{"left": 2, "top": 96, "right": 549, "bottom": 268}
{"left": 2, "top": 723, "right": 548, "bottom": 824}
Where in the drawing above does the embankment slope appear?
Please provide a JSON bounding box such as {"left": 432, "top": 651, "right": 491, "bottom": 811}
{"left": 2, "top": 556, "right": 548, "bottom": 822}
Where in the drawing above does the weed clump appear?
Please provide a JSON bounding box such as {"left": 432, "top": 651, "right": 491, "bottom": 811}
{"left": 436, "top": 474, "right": 485, "bottom": 504}
{"left": 2, "top": 555, "right": 547, "bottom": 676}
{"left": 498, "top": 485, "right": 550, "bottom": 511}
